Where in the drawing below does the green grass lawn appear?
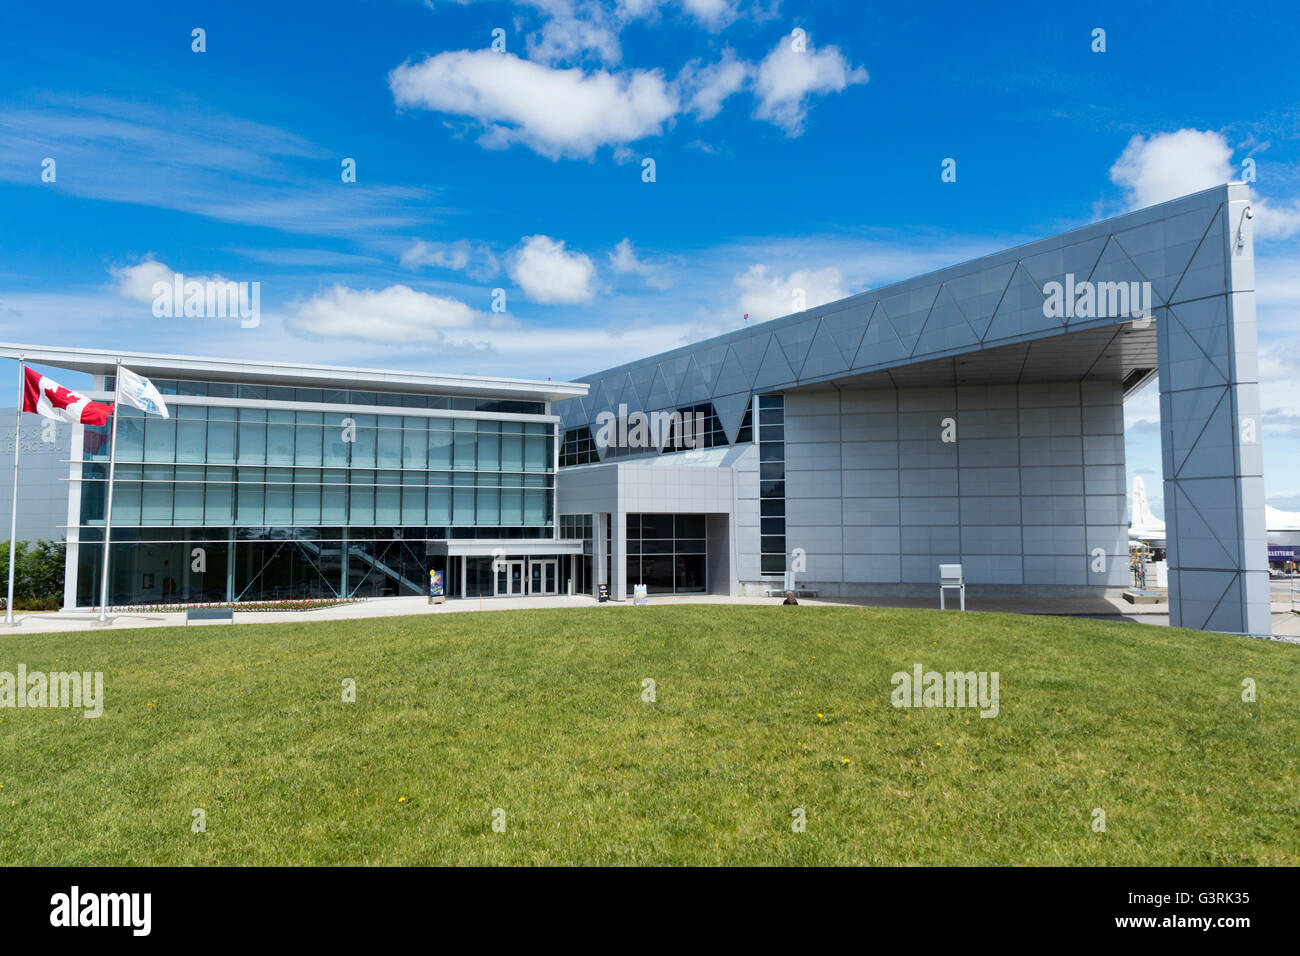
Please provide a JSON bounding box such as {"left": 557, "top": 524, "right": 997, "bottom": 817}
{"left": 1, "top": 605, "right": 1297, "bottom": 865}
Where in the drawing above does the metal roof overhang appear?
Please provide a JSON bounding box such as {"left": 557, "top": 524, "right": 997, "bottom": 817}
{"left": 428, "top": 540, "right": 585, "bottom": 557}
{"left": 0, "top": 342, "right": 588, "bottom": 404}
{"left": 788, "top": 321, "right": 1159, "bottom": 399}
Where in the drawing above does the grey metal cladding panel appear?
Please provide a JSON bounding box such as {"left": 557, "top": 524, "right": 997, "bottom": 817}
{"left": 901, "top": 525, "right": 961, "bottom": 552}
{"left": 751, "top": 336, "right": 799, "bottom": 391}
{"left": 1111, "top": 202, "right": 1221, "bottom": 304}
{"left": 851, "top": 303, "right": 909, "bottom": 368}
{"left": 1163, "top": 297, "right": 1231, "bottom": 392}
{"left": 981, "top": 263, "right": 1065, "bottom": 344}
{"left": 942, "top": 262, "right": 1017, "bottom": 341}
{"left": 799, "top": 323, "right": 852, "bottom": 379}
{"left": 956, "top": 384, "right": 1018, "bottom": 409}
{"left": 776, "top": 317, "right": 821, "bottom": 377}
{"left": 844, "top": 554, "right": 901, "bottom": 583}
{"left": 1174, "top": 570, "right": 1244, "bottom": 632}
{"left": 880, "top": 285, "right": 941, "bottom": 356}
{"left": 1169, "top": 208, "right": 1227, "bottom": 303}
{"left": 911, "top": 293, "right": 982, "bottom": 360}
{"left": 1019, "top": 234, "right": 1109, "bottom": 301}
{"left": 1166, "top": 386, "right": 1230, "bottom": 473}
{"left": 959, "top": 496, "right": 1021, "bottom": 524}
{"left": 841, "top": 524, "right": 901, "bottom": 553}
{"left": 572, "top": 186, "right": 1232, "bottom": 406}
{"left": 842, "top": 496, "right": 901, "bottom": 525}
{"left": 712, "top": 348, "right": 752, "bottom": 398}
{"left": 1021, "top": 496, "right": 1086, "bottom": 525}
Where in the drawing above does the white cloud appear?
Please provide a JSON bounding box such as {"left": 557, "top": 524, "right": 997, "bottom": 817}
{"left": 285, "top": 284, "right": 483, "bottom": 344}
{"left": 525, "top": 4, "right": 623, "bottom": 66}
{"left": 111, "top": 258, "right": 178, "bottom": 303}
{"left": 1252, "top": 197, "right": 1300, "bottom": 239}
{"left": 1109, "top": 129, "right": 1234, "bottom": 209}
{"left": 111, "top": 257, "right": 248, "bottom": 306}
{"left": 680, "top": 50, "right": 749, "bottom": 120}
{"left": 609, "top": 238, "right": 672, "bottom": 288}
{"left": 509, "top": 235, "right": 598, "bottom": 303}
{"left": 1109, "top": 129, "right": 1300, "bottom": 238}
{"left": 389, "top": 50, "right": 678, "bottom": 159}
{"left": 0, "top": 95, "right": 430, "bottom": 240}
{"left": 733, "top": 263, "right": 849, "bottom": 321}
{"left": 753, "top": 35, "right": 868, "bottom": 135}
{"left": 680, "top": 0, "right": 740, "bottom": 30}
{"left": 400, "top": 239, "right": 500, "bottom": 279}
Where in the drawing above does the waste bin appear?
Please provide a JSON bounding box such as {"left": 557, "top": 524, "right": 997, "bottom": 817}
{"left": 598, "top": 584, "right": 609, "bottom": 603}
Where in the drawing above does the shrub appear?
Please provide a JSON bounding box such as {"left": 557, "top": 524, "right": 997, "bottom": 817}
{"left": 0, "top": 539, "right": 66, "bottom": 609}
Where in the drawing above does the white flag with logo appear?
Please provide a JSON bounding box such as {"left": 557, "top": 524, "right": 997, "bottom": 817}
{"left": 116, "top": 366, "right": 169, "bottom": 418}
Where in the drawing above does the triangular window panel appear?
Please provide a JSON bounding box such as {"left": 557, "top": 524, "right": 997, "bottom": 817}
{"left": 643, "top": 366, "right": 676, "bottom": 413}
{"left": 596, "top": 377, "right": 621, "bottom": 416}
{"left": 617, "top": 371, "right": 647, "bottom": 418}
{"left": 561, "top": 395, "right": 588, "bottom": 429}
{"left": 626, "top": 364, "right": 658, "bottom": 409}
{"left": 712, "top": 391, "right": 752, "bottom": 444}
{"left": 691, "top": 344, "right": 730, "bottom": 397}
{"left": 676, "top": 354, "right": 715, "bottom": 405}
{"left": 658, "top": 355, "right": 692, "bottom": 399}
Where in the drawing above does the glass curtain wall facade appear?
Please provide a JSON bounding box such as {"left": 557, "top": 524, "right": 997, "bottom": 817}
{"left": 74, "top": 389, "right": 557, "bottom": 606}
{"left": 758, "top": 394, "right": 786, "bottom": 575}
{"left": 625, "top": 513, "right": 707, "bottom": 594}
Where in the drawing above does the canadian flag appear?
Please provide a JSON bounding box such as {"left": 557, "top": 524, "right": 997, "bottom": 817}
{"left": 22, "top": 366, "right": 113, "bottom": 426}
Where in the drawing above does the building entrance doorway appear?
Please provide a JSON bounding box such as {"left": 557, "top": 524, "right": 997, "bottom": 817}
{"left": 529, "top": 558, "right": 558, "bottom": 596}
{"left": 495, "top": 560, "right": 525, "bottom": 597}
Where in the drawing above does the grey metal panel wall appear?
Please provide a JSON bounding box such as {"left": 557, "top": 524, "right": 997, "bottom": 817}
{"left": 557, "top": 184, "right": 1269, "bottom": 633}
{"left": 781, "top": 382, "right": 1128, "bottom": 592}
{"left": 1159, "top": 183, "right": 1269, "bottom": 635}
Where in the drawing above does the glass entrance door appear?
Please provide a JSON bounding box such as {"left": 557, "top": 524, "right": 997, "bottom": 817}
{"left": 495, "top": 560, "right": 525, "bottom": 597}
{"left": 528, "top": 559, "right": 558, "bottom": 596}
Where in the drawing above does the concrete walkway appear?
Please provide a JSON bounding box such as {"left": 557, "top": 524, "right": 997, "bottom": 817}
{"left": 2, "top": 590, "right": 1297, "bottom": 642}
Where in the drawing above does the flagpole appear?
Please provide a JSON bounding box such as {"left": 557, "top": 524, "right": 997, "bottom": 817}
{"left": 5, "top": 357, "right": 24, "bottom": 625}
{"left": 96, "top": 360, "right": 122, "bottom": 625}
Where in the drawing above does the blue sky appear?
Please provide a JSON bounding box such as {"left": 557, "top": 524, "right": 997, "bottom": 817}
{"left": 2, "top": 0, "right": 1299, "bottom": 515}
